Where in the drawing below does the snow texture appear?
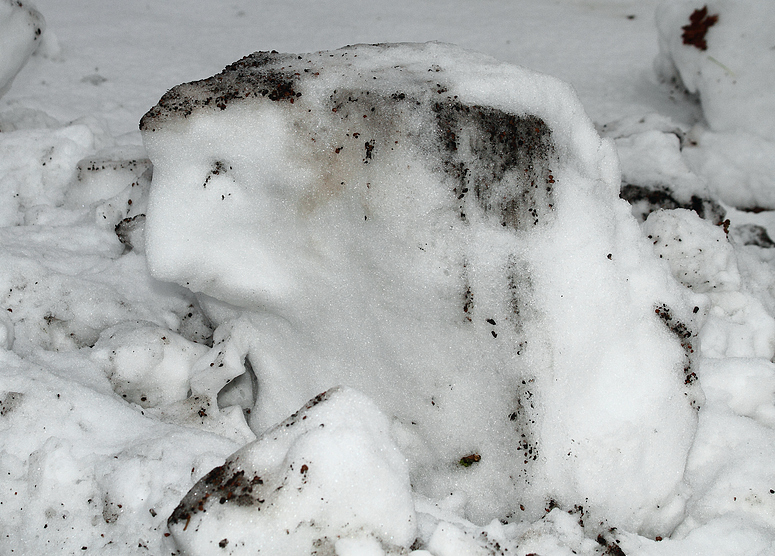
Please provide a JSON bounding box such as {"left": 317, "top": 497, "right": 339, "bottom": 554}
{"left": 141, "top": 43, "right": 702, "bottom": 537}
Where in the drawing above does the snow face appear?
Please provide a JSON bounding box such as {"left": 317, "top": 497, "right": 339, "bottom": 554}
{"left": 0, "top": 0, "right": 44, "bottom": 98}
{"left": 141, "top": 43, "right": 702, "bottom": 535}
{"left": 167, "top": 387, "right": 416, "bottom": 556}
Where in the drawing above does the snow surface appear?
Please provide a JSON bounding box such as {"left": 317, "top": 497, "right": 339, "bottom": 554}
{"left": 1, "top": 1, "right": 775, "bottom": 555}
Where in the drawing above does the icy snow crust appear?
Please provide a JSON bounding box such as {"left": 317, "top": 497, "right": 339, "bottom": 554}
{"left": 141, "top": 43, "right": 702, "bottom": 541}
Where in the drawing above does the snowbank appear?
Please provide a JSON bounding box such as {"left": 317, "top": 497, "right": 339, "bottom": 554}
{"left": 141, "top": 42, "right": 702, "bottom": 538}
{"left": 0, "top": 349, "right": 240, "bottom": 555}
{"left": 0, "top": 0, "right": 44, "bottom": 97}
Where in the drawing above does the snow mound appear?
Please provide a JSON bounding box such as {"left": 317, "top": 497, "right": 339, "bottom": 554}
{"left": 167, "top": 387, "right": 415, "bottom": 556}
{"left": 0, "top": 349, "right": 240, "bottom": 556}
{"left": 0, "top": 0, "right": 44, "bottom": 97}
{"left": 655, "top": 1, "right": 775, "bottom": 209}
{"left": 141, "top": 42, "right": 702, "bottom": 535}
{"left": 0, "top": 122, "right": 95, "bottom": 226}
{"left": 599, "top": 115, "right": 724, "bottom": 224}
{"left": 655, "top": 1, "right": 775, "bottom": 141}
{"left": 681, "top": 128, "right": 775, "bottom": 209}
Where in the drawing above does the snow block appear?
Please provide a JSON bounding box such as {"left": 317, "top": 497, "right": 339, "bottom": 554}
{"left": 0, "top": 0, "right": 44, "bottom": 97}
{"left": 167, "top": 387, "right": 416, "bottom": 556}
{"left": 141, "top": 43, "right": 701, "bottom": 535}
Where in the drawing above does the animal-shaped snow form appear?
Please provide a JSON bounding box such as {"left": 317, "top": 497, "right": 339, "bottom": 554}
{"left": 141, "top": 43, "right": 702, "bottom": 540}
{"left": 0, "top": 0, "right": 44, "bottom": 97}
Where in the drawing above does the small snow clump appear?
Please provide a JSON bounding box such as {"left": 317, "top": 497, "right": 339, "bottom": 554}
{"left": 0, "top": 0, "right": 44, "bottom": 97}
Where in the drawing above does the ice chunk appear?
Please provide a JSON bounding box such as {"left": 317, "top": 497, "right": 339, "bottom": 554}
{"left": 167, "top": 387, "right": 416, "bottom": 556}
{"left": 655, "top": 1, "right": 775, "bottom": 141}
{"left": 142, "top": 43, "right": 701, "bottom": 534}
{"left": 0, "top": 0, "right": 44, "bottom": 97}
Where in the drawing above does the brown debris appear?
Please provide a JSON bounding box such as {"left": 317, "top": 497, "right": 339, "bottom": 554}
{"left": 682, "top": 6, "right": 719, "bottom": 51}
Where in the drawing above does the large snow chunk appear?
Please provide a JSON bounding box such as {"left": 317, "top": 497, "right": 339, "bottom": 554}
{"left": 599, "top": 116, "right": 724, "bottom": 224}
{"left": 0, "top": 123, "right": 95, "bottom": 226}
{"left": 141, "top": 43, "right": 701, "bottom": 534}
{"left": 167, "top": 387, "right": 416, "bottom": 556}
{"left": 655, "top": 1, "right": 775, "bottom": 141}
{"left": 0, "top": 0, "right": 43, "bottom": 97}
{"left": 90, "top": 321, "right": 208, "bottom": 408}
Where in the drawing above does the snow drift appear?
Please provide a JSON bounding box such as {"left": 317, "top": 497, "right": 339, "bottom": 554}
{"left": 140, "top": 42, "right": 703, "bottom": 546}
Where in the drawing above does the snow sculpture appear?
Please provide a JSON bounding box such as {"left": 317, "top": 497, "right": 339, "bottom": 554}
{"left": 0, "top": 0, "right": 44, "bottom": 97}
{"left": 656, "top": 0, "right": 775, "bottom": 142}
{"left": 167, "top": 387, "right": 415, "bottom": 556}
{"left": 91, "top": 321, "right": 209, "bottom": 408}
{"left": 141, "top": 43, "right": 702, "bottom": 538}
{"left": 655, "top": 1, "right": 775, "bottom": 208}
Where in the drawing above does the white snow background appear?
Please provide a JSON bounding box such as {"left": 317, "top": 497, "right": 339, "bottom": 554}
{"left": 1, "top": 0, "right": 775, "bottom": 555}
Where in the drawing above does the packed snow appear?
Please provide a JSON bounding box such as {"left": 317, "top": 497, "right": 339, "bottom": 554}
{"left": 1, "top": 1, "right": 775, "bottom": 555}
